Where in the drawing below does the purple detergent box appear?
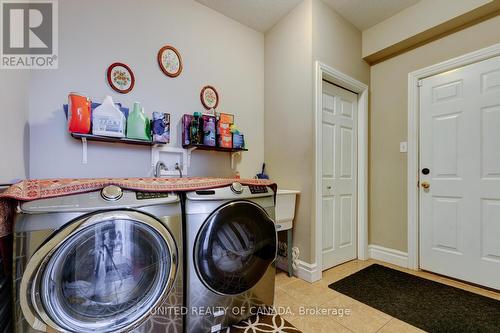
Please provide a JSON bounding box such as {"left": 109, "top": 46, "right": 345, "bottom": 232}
{"left": 152, "top": 112, "right": 170, "bottom": 144}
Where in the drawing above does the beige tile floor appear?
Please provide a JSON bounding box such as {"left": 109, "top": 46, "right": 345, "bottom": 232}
{"left": 274, "top": 259, "right": 500, "bottom": 333}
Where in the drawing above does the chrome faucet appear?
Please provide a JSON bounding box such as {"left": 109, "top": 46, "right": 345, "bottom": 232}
{"left": 175, "top": 163, "right": 183, "bottom": 178}
{"left": 155, "top": 161, "right": 167, "bottom": 178}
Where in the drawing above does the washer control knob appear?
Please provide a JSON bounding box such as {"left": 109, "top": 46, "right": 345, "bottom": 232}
{"left": 230, "top": 182, "right": 244, "bottom": 194}
{"left": 101, "top": 185, "right": 123, "bottom": 201}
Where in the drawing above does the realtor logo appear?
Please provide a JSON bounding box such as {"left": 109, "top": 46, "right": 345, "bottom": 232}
{"left": 1, "top": 0, "right": 58, "bottom": 69}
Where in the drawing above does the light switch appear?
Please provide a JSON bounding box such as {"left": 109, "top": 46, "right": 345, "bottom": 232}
{"left": 400, "top": 141, "right": 408, "bottom": 153}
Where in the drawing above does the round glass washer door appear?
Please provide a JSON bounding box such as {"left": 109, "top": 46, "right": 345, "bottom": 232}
{"left": 37, "top": 211, "right": 176, "bottom": 333}
{"left": 195, "top": 201, "right": 277, "bottom": 295}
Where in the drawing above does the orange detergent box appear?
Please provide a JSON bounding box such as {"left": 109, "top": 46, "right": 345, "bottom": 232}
{"left": 219, "top": 113, "right": 234, "bottom": 124}
{"left": 217, "top": 122, "right": 231, "bottom": 135}
{"left": 218, "top": 135, "right": 232, "bottom": 148}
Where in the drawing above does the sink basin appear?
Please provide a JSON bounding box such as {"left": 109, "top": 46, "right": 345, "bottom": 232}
{"left": 275, "top": 189, "right": 300, "bottom": 230}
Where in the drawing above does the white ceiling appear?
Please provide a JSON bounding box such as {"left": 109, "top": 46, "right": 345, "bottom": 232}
{"left": 323, "top": 0, "right": 420, "bottom": 30}
{"left": 196, "top": 0, "right": 421, "bottom": 33}
{"left": 195, "top": 0, "right": 302, "bottom": 32}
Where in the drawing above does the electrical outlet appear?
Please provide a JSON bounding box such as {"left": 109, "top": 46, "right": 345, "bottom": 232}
{"left": 400, "top": 141, "right": 408, "bottom": 153}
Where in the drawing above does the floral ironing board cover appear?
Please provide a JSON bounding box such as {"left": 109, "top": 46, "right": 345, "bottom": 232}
{"left": 0, "top": 177, "right": 276, "bottom": 238}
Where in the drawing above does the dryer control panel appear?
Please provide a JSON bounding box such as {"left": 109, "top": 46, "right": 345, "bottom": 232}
{"left": 186, "top": 184, "right": 273, "bottom": 202}
{"left": 136, "top": 192, "right": 170, "bottom": 200}
{"left": 249, "top": 185, "right": 268, "bottom": 194}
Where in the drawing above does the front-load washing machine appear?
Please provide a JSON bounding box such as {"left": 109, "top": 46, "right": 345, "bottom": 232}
{"left": 184, "top": 182, "right": 277, "bottom": 332}
{"left": 13, "top": 185, "right": 183, "bottom": 333}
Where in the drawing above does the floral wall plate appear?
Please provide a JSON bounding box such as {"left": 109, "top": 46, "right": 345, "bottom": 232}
{"left": 107, "top": 62, "right": 135, "bottom": 94}
{"left": 200, "top": 85, "right": 219, "bottom": 110}
{"left": 158, "top": 45, "right": 183, "bottom": 77}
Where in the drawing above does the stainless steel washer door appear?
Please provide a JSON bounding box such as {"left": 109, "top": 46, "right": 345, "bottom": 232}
{"left": 21, "top": 210, "right": 177, "bottom": 333}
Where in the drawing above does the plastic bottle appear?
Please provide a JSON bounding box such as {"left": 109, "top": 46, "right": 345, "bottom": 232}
{"left": 127, "top": 102, "right": 152, "bottom": 141}
{"left": 68, "top": 93, "right": 91, "bottom": 134}
{"left": 203, "top": 116, "right": 216, "bottom": 146}
{"left": 190, "top": 112, "right": 202, "bottom": 144}
{"left": 92, "top": 96, "right": 126, "bottom": 137}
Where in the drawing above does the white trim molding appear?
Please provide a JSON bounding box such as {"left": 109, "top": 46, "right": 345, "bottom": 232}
{"left": 368, "top": 245, "right": 408, "bottom": 268}
{"left": 314, "top": 61, "right": 369, "bottom": 280}
{"left": 293, "top": 260, "right": 321, "bottom": 283}
{"left": 407, "top": 42, "right": 500, "bottom": 270}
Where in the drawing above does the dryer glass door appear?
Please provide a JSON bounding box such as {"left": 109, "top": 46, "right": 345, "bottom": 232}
{"left": 195, "top": 201, "right": 277, "bottom": 295}
{"left": 38, "top": 212, "right": 175, "bottom": 333}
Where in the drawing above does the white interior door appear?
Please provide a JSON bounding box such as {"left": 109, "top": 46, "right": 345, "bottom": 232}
{"left": 321, "top": 81, "right": 357, "bottom": 270}
{"left": 420, "top": 55, "right": 500, "bottom": 290}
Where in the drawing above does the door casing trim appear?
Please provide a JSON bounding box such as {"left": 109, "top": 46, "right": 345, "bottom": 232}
{"left": 407, "top": 42, "right": 500, "bottom": 270}
{"left": 314, "top": 61, "right": 369, "bottom": 280}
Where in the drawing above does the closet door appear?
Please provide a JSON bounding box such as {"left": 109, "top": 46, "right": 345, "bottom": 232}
{"left": 321, "top": 81, "right": 358, "bottom": 270}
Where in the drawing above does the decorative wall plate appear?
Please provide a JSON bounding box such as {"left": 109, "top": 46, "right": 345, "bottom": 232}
{"left": 200, "top": 85, "right": 219, "bottom": 110}
{"left": 107, "top": 62, "right": 135, "bottom": 94}
{"left": 158, "top": 45, "right": 183, "bottom": 77}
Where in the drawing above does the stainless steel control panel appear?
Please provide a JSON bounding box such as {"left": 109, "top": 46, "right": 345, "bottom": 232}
{"left": 20, "top": 186, "right": 178, "bottom": 213}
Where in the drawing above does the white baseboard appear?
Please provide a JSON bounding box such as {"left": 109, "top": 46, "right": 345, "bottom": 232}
{"left": 292, "top": 246, "right": 408, "bottom": 283}
{"left": 293, "top": 260, "right": 321, "bottom": 283}
{"left": 368, "top": 244, "right": 408, "bottom": 268}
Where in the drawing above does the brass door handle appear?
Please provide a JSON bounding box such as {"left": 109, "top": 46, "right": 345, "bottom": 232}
{"left": 421, "top": 181, "right": 430, "bottom": 189}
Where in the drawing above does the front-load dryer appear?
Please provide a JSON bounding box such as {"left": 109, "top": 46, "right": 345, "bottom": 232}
{"left": 184, "top": 182, "right": 277, "bottom": 332}
{"left": 13, "top": 186, "right": 183, "bottom": 333}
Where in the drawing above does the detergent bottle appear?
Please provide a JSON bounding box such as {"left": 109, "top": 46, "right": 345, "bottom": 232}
{"left": 127, "top": 102, "right": 152, "bottom": 141}
{"left": 190, "top": 112, "right": 203, "bottom": 144}
{"left": 92, "top": 96, "right": 125, "bottom": 137}
{"left": 67, "top": 93, "right": 91, "bottom": 134}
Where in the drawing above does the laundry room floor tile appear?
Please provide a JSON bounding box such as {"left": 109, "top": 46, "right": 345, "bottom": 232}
{"left": 313, "top": 259, "right": 374, "bottom": 288}
{"left": 274, "top": 288, "right": 302, "bottom": 312}
{"left": 279, "top": 278, "right": 341, "bottom": 306}
{"left": 290, "top": 314, "right": 353, "bottom": 333}
{"left": 377, "top": 318, "right": 425, "bottom": 333}
{"left": 272, "top": 259, "right": 500, "bottom": 333}
{"left": 276, "top": 270, "right": 299, "bottom": 287}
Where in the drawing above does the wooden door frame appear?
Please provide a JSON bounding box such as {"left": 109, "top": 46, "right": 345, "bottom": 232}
{"left": 314, "top": 61, "right": 369, "bottom": 281}
{"left": 407, "top": 43, "right": 500, "bottom": 270}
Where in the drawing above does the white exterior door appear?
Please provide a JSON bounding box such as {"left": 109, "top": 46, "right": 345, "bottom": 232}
{"left": 321, "top": 81, "right": 357, "bottom": 270}
{"left": 420, "top": 55, "right": 500, "bottom": 290}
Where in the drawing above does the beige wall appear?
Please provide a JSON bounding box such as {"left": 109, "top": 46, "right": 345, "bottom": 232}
{"left": 28, "top": 0, "right": 264, "bottom": 179}
{"left": 265, "top": 0, "right": 369, "bottom": 264}
{"left": 313, "top": 0, "right": 370, "bottom": 85}
{"left": 265, "top": 0, "right": 314, "bottom": 261}
{"left": 0, "top": 71, "right": 29, "bottom": 183}
{"left": 362, "top": 0, "right": 492, "bottom": 58}
{"left": 370, "top": 14, "right": 500, "bottom": 252}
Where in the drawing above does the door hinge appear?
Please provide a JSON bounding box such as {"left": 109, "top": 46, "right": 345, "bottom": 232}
{"left": 417, "top": 80, "right": 423, "bottom": 87}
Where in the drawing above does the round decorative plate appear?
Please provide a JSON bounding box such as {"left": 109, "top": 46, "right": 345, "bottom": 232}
{"left": 107, "top": 62, "right": 135, "bottom": 94}
{"left": 158, "top": 45, "right": 183, "bottom": 77}
{"left": 200, "top": 85, "right": 219, "bottom": 110}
